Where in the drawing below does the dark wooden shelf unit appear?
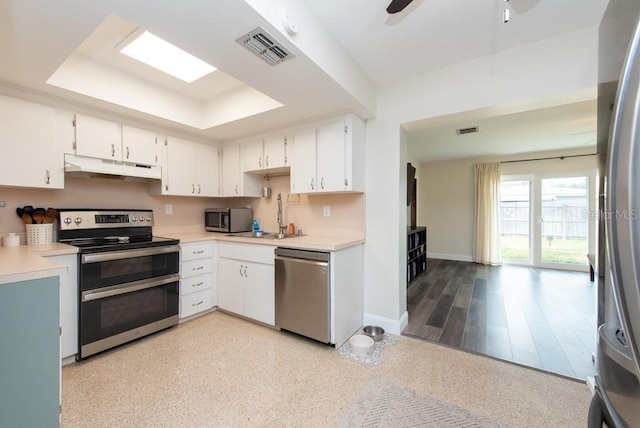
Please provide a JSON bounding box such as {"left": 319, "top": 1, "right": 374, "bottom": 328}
{"left": 407, "top": 227, "right": 427, "bottom": 286}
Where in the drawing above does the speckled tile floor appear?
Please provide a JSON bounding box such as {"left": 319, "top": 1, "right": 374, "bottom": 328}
{"left": 61, "top": 311, "right": 591, "bottom": 427}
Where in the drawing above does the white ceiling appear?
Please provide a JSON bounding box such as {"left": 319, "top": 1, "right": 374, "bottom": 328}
{"left": 0, "top": 0, "right": 608, "bottom": 160}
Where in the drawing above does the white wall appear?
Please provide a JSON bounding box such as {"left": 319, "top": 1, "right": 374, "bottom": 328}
{"left": 419, "top": 147, "right": 597, "bottom": 261}
{"left": 364, "top": 25, "right": 600, "bottom": 333}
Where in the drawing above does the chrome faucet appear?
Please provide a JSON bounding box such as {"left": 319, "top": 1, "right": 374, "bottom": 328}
{"left": 277, "top": 193, "right": 286, "bottom": 235}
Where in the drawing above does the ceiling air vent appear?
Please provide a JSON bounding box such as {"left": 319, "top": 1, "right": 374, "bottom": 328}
{"left": 456, "top": 126, "right": 479, "bottom": 135}
{"left": 236, "top": 27, "right": 294, "bottom": 66}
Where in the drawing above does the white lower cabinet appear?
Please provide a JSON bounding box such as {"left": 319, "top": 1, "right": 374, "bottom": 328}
{"left": 217, "top": 242, "right": 275, "bottom": 325}
{"left": 44, "top": 254, "right": 78, "bottom": 362}
{"left": 179, "top": 241, "right": 216, "bottom": 320}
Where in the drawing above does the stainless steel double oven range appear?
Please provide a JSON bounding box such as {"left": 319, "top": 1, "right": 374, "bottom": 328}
{"left": 57, "top": 209, "right": 180, "bottom": 360}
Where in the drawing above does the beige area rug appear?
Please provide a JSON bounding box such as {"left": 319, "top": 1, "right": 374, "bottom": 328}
{"left": 340, "top": 376, "right": 505, "bottom": 428}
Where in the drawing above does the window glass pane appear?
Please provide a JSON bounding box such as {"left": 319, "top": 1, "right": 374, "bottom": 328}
{"left": 540, "top": 177, "right": 588, "bottom": 265}
{"left": 500, "top": 180, "right": 530, "bottom": 261}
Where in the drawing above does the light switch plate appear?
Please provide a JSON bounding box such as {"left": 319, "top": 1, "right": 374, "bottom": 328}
{"left": 323, "top": 205, "right": 330, "bottom": 217}
{"left": 165, "top": 204, "right": 173, "bottom": 215}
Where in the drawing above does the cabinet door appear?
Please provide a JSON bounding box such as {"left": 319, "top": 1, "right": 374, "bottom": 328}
{"left": 0, "top": 277, "right": 60, "bottom": 427}
{"left": 263, "top": 135, "right": 287, "bottom": 169}
{"left": 195, "top": 143, "right": 219, "bottom": 197}
{"left": 222, "top": 144, "right": 241, "bottom": 196}
{"left": 316, "top": 120, "right": 346, "bottom": 192}
{"left": 165, "top": 136, "right": 196, "bottom": 196}
{"left": 74, "top": 114, "right": 122, "bottom": 160}
{"left": 243, "top": 139, "right": 264, "bottom": 172}
{"left": 244, "top": 262, "right": 275, "bottom": 325}
{"left": 122, "top": 125, "right": 157, "bottom": 166}
{"left": 291, "top": 127, "right": 316, "bottom": 193}
{"left": 217, "top": 258, "right": 244, "bottom": 315}
{"left": 0, "top": 95, "right": 62, "bottom": 189}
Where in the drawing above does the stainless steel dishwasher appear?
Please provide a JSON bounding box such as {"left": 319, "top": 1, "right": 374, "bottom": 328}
{"left": 275, "top": 247, "right": 331, "bottom": 344}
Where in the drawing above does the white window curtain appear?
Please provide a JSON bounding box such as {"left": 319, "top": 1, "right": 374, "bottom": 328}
{"left": 473, "top": 162, "right": 502, "bottom": 265}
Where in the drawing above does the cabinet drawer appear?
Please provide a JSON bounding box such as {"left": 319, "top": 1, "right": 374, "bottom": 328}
{"left": 180, "top": 273, "right": 213, "bottom": 295}
{"left": 181, "top": 258, "right": 213, "bottom": 278}
{"left": 181, "top": 242, "right": 214, "bottom": 262}
{"left": 218, "top": 242, "right": 276, "bottom": 264}
{"left": 180, "top": 288, "right": 214, "bottom": 318}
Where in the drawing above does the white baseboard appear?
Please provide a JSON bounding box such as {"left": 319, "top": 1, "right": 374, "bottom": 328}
{"left": 363, "top": 311, "right": 408, "bottom": 335}
{"left": 427, "top": 252, "right": 473, "bottom": 262}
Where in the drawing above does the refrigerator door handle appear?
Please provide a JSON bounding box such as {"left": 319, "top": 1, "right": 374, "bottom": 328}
{"left": 605, "top": 15, "right": 640, "bottom": 378}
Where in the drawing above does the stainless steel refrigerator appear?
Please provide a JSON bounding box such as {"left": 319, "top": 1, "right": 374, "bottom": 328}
{"left": 590, "top": 1, "right": 640, "bottom": 426}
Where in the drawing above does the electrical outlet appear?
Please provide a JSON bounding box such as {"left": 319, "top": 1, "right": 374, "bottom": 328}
{"left": 165, "top": 204, "right": 173, "bottom": 215}
{"left": 0, "top": 201, "right": 6, "bottom": 208}
{"left": 323, "top": 205, "right": 330, "bottom": 217}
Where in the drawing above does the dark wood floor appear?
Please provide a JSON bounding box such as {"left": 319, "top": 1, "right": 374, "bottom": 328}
{"left": 404, "top": 259, "right": 596, "bottom": 380}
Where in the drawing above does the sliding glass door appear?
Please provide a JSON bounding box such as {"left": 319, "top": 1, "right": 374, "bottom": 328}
{"left": 500, "top": 174, "right": 595, "bottom": 270}
{"left": 500, "top": 178, "right": 531, "bottom": 263}
{"left": 539, "top": 177, "right": 589, "bottom": 268}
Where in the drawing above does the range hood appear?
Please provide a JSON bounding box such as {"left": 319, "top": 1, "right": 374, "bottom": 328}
{"left": 64, "top": 154, "right": 161, "bottom": 181}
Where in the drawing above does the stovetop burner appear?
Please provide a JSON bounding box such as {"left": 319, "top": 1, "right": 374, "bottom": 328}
{"left": 56, "top": 209, "right": 179, "bottom": 252}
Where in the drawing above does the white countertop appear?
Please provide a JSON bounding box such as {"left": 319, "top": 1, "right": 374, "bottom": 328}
{"left": 0, "top": 230, "right": 362, "bottom": 284}
{"left": 162, "top": 231, "right": 364, "bottom": 252}
{"left": 0, "top": 243, "right": 77, "bottom": 285}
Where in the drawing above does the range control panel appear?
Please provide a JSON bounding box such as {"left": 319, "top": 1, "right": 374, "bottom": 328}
{"left": 58, "top": 210, "right": 154, "bottom": 230}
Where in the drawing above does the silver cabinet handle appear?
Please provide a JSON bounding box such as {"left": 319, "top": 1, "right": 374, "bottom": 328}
{"left": 198, "top": 184, "right": 201, "bottom": 194}
{"left": 311, "top": 178, "right": 315, "bottom": 190}
{"left": 111, "top": 143, "right": 115, "bottom": 157}
{"left": 244, "top": 266, "right": 248, "bottom": 277}
{"left": 235, "top": 184, "right": 239, "bottom": 195}
{"left": 45, "top": 169, "right": 51, "bottom": 184}
{"left": 193, "top": 282, "right": 204, "bottom": 287}
{"left": 192, "top": 184, "right": 195, "bottom": 194}
{"left": 192, "top": 300, "right": 203, "bottom": 307}
{"left": 265, "top": 155, "right": 269, "bottom": 167}
{"left": 192, "top": 265, "right": 204, "bottom": 271}
{"left": 193, "top": 250, "right": 204, "bottom": 255}
{"left": 239, "top": 264, "right": 243, "bottom": 276}
{"left": 321, "top": 177, "right": 325, "bottom": 189}
{"left": 259, "top": 156, "right": 262, "bottom": 168}
{"left": 126, "top": 146, "right": 130, "bottom": 159}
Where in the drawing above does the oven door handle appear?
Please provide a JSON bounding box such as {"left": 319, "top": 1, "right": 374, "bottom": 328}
{"left": 81, "top": 245, "right": 181, "bottom": 264}
{"left": 82, "top": 274, "right": 180, "bottom": 302}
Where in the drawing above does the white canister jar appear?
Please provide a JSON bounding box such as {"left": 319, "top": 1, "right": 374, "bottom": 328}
{"left": 3, "top": 233, "right": 20, "bottom": 247}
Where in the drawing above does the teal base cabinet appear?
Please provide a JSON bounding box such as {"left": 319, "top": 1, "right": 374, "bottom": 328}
{"left": 0, "top": 276, "right": 60, "bottom": 427}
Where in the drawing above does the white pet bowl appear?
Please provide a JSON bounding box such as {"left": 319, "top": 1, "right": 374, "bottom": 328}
{"left": 349, "top": 334, "right": 374, "bottom": 356}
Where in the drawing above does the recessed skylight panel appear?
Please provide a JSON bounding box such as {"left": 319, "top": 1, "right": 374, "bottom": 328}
{"left": 120, "top": 31, "right": 216, "bottom": 83}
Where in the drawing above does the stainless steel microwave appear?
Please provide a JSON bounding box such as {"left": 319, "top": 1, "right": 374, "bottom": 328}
{"left": 205, "top": 208, "right": 253, "bottom": 233}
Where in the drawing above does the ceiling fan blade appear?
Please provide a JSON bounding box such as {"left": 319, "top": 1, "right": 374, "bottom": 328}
{"left": 387, "top": 0, "right": 414, "bottom": 14}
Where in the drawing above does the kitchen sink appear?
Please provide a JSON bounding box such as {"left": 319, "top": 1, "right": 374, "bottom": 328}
{"left": 227, "top": 231, "right": 295, "bottom": 239}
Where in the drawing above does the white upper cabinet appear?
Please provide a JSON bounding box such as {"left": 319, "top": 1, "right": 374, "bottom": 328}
{"left": 149, "top": 136, "right": 219, "bottom": 197}
{"left": 222, "top": 144, "right": 260, "bottom": 197}
{"left": 195, "top": 143, "right": 219, "bottom": 197}
{"left": 290, "top": 114, "right": 365, "bottom": 194}
{"left": 290, "top": 127, "right": 317, "bottom": 193}
{"left": 316, "top": 121, "right": 347, "bottom": 192}
{"left": 74, "top": 114, "right": 122, "bottom": 160}
{"left": 222, "top": 144, "right": 241, "bottom": 196}
{"left": 242, "top": 135, "right": 288, "bottom": 173}
{"left": 74, "top": 115, "right": 158, "bottom": 166}
{"left": 0, "top": 94, "right": 63, "bottom": 189}
{"left": 263, "top": 134, "right": 288, "bottom": 169}
{"left": 121, "top": 125, "right": 158, "bottom": 166}
{"left": 242, "top": 139, "right": 264, "bottom": 172}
